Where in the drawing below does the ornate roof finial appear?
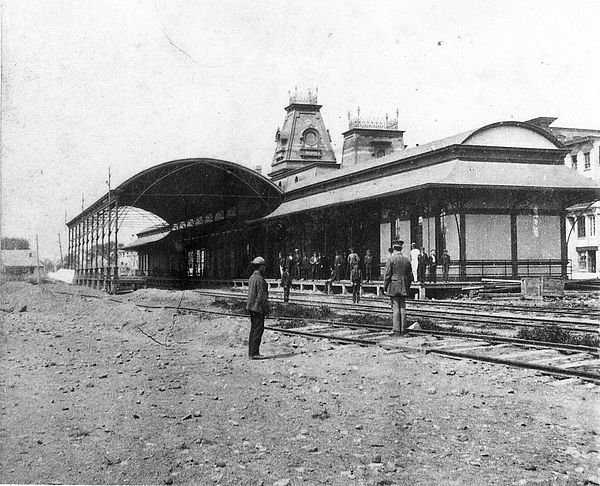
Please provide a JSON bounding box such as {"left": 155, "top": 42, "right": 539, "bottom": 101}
{"left": 288, "top": 86, "right": 319, "bottom": 104}
{"left": 347, "top": 107, "right": 400, "bottom": 130}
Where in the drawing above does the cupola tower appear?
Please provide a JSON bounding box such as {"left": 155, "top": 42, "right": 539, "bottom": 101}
{"left": 269, "top": 88, "right": 337, "bottom": 180}
{"left": 341, "top": 109, "right": 405, "bottom": 167}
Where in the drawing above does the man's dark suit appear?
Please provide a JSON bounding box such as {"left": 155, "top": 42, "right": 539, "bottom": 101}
{"left": 383, "top": 250, "right": 413, "bottom": 334}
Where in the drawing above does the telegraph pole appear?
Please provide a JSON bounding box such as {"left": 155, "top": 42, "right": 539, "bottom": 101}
{"left": 58, "top": 233, "right": 63, "bottom": 268}
{"left": 35, "top": 235, "right": 41, "bottom": 284}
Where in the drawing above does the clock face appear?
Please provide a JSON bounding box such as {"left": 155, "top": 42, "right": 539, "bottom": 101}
{"left": 303, "top": 129, "right": 318, "bottom": 146}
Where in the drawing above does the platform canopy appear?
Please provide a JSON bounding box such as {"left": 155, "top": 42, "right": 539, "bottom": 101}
{"left": 261, "top": 121, "right": 600, "bottom": 220}
{"left": 262, "top": 159, "right": 600, "bottom": 220}
{"left": 68, "top": 158, "right": 283, "bottom": 226}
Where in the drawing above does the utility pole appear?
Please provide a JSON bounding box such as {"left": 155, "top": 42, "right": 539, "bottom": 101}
{"left": 35, "top": 234, "right": 41, "bottom": 284}
{"left": 58, "top": 233, "right": 63, "bottom": 268}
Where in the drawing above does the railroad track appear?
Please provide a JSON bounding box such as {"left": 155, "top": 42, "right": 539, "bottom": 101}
{"left": 51, "top": 287, "right": 600, "bottom": 385}
{"left": 265, "top": 321, "right": 600, "bottom": 385}
{"left": 194, "top": 289, "right": 600, "bottom": 333}
{"left": 193, "top": 284, "right": 600, "bottom": 319}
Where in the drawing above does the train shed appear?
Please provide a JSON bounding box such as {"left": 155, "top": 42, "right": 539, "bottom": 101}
{"left": 67, "top": 96, "right": 600, "bottom": 291}
{"left": 66, "top": 158, "right": 282, "bottom": 291}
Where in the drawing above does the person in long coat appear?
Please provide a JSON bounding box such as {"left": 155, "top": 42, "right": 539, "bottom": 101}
{"left": 417, "top": 247, "right": 429, "bottom": 283}
{"left": 333, "top": 251, "right": 343, "bottom": 281}
{"left": 384, "top": 241, "right": 413, "bottom": 335}
{"left": 428, "top": 248, "right": 437, "bottom": 283}
{"left": 246, "top": 256, "right": 270, "bottom": 359}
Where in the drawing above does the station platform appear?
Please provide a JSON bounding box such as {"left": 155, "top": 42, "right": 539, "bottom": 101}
{"left": 198, "top": 278, "right": 476, "bottom": 299}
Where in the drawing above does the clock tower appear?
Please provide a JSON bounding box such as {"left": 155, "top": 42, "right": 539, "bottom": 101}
{"left": 269, "top": 88, "right": 337, "bottom": 180}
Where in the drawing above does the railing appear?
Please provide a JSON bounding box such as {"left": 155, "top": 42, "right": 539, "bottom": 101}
{"left": 348, "top": 117, "right": 399, "bottom": 130}
{"left": 376, "top": 260, "right": 569, "bottom": 281}
{"left": 463, "top": 260, "right": 566, "bottom": 278}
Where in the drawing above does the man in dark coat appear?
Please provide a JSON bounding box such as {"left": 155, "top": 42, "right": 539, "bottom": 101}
{"left": 246, "top": 256, "right": 270, "bottom": 359}
{"left": 428, "top": 248, "right": 437, "bottom": 283}
{"left": 383, "top": 240, "right": 413, "bottom": 335}
{"left": 281, "top": 267, "right": 292, "bottom": 303}
{"left": 333, "top": 251, "right": 343, "bottom": 281}
{"left": 417, "top": 247, "right": 429, "bottom": 283}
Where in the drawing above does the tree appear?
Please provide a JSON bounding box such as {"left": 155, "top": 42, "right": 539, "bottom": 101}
{"left": 1, "top": 237, "right": 30, "bottom": 250}
{"left": 42, "top": 258, "right": 54, "bottom": 272}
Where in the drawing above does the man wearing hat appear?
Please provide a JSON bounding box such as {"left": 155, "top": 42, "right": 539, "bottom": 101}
{"left": 246, "top": 256, "right": 270, "bottom": 359}
{"left": 383, "top": 240, "right": 413, "bottom": 336}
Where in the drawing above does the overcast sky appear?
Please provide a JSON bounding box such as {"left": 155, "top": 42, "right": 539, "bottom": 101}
{"left": 2, "top": 0, "right": 600, "bottom": 260}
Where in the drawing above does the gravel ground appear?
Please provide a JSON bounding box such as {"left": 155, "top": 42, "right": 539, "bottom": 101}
{"left": 0, "top": 281, "right": 599, "bottom": 485}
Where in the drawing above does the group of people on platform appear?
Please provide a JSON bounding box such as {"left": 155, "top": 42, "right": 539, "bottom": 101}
{"left": 277, "top": 248, "right": 375, "bottom": 283}
{"left": 245, "top": 239, "right": 450, "bottom": 359}
{"left": 277, "top": 248, "right": 375, "bottom": 304}
{"left": 408, "top": 243, "right": 451, "bottom": 283}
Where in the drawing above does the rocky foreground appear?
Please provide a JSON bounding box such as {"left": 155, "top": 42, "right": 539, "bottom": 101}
{"left": 0, "top": 281, "right": 598, "bottom": 485}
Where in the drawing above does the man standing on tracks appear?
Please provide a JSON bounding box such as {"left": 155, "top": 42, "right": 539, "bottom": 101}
{"left": 281, "top": 266, "right": 292, "bottom": 303}
{"left": 246, "top": 256, "right": 270, "bottom": 359}
{"left": 384, "top": 240, "right": 413, "bottom": 336}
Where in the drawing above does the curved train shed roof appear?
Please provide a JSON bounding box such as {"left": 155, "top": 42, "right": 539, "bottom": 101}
{"left": 68, "top": 158, "right": 283, "bottom": 225}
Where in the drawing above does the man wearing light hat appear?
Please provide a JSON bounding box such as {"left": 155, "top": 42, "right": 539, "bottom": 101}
{"left": 246, "top": 256, "right": 270, "bottom": 359}
{"left": 383, "top": 240, "right": 413, "bottom": 336}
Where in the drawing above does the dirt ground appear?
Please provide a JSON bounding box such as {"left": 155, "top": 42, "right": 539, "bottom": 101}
{"left": 0, "top": 281, "right": 599, "bottom": 486}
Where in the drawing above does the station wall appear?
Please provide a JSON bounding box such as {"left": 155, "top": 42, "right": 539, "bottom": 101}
{"left": 517, "top": 214, "right": 561, "bottom": 259}
{"left": 442, "top": 214, "right": 460, "bottom": 261}
{"left": 465, "top": 214, "right": 511, "bottom": 259}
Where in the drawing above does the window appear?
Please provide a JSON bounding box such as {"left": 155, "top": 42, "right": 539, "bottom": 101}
{"left": 578, "top": 251, "right": 587, "bottom": 271}
{"left": 577, "top": 216, "right": 586, "bottom": 238}
{"left": 584, "top": 152, "right": 591, "bottom": 170}
{"left": 571, "top": 154, "right": 577, "bottom": 169}
{"left": 590, "top": 215, "right": 596, "bottom": 236}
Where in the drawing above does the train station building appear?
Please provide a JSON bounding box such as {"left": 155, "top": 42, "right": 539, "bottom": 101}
{"left": 66, "top": 93, "right": 600, "bottom": 291}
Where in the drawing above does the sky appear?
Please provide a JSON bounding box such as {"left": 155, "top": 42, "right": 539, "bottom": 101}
{"left": 2, "top": 0, "right": 600, "bottom": 260}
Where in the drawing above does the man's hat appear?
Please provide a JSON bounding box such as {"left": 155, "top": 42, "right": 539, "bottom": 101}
{"left": 392, "top": 240, "right": 404, "bottom": 247}
{"left": 252, "top": 256, "right": 266, "bottom": 265}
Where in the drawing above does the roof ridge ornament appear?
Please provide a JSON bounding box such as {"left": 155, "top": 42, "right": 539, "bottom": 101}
{"left": 289, "top": 86, "right": 319, "bottom": 105}
{"left": 348, "top": 107, "right": 399, "bottom": 130}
